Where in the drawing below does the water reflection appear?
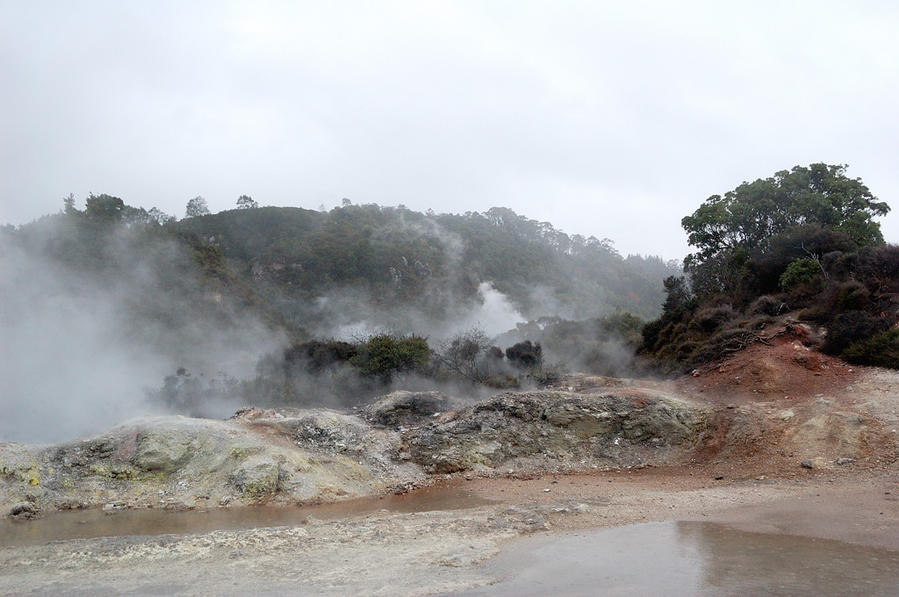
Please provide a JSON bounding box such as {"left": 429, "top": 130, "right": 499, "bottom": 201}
{"left": 0, "top": 486, "right": 493, "bottom": 547}
{"left": 676, "top": 522, "right": 899, "bottom": 596}
{"left": 460, "top": 522, "right": 899, "bottom": 596}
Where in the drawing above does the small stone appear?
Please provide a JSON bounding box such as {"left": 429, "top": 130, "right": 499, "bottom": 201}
{"left": 8, "top": 503, "right": 38, "bottom": 519}
{"left": 714, "top": 475, "right": 724, "bottom": 480}
{"left": 543, "top": 488, "right": 551, "bottom": 492}
{"left": 836, "top": 457, "right": 855, "bottom": 465}
{"left": 801, "top": 461, "right": 814, "bottom": 469}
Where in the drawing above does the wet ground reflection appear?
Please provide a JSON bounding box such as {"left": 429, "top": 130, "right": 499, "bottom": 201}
{"left": 458, "top": 521, "right": 899, "bottom": 596}
{"left": 0, "top": 485, "right": 493, "bottom": 547}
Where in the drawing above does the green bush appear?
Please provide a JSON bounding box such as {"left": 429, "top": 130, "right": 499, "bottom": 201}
{"left": 779, "top": 258, "right": 822, "bottom": 291}
{"left": 350, "top": 335, "right": 431, "bottom": 380}
{"left": 842, "top": 329, "right": 899, "bottom": 368}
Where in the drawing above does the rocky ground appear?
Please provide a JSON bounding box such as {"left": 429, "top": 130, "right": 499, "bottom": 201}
{"left": 0, "top": 388, "right": 708, "bottom": 517}
{"left": 1, "top": 322, "right": 897, "bottom": 595}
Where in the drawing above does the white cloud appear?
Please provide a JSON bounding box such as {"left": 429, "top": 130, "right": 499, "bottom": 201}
{"left": 1, "top": 1, "right": 898, "bottom": 256}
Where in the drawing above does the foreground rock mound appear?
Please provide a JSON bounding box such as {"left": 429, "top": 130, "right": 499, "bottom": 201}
{"left": 1, "top": 389, "right": 707, "bottom": 517}
{"left": 404, "top": 390, "right": 706, "bottom": 473}
{"left": 1, "top": 416, "right": 403, "bottom": 517}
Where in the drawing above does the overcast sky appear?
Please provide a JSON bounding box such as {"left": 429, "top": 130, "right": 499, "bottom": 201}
{"left": 2, "top": 1, "right": 898, "bottom": 258}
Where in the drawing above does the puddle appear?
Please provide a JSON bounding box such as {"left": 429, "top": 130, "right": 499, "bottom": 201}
{"left": 457, "top": 521, "right": 899, "bottom": 596}
{"left": 0, "top": 485, "right": 494, "bottom": 547}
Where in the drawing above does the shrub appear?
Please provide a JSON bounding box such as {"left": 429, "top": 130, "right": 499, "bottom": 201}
{"left": 749, "top": 295, "right": 787, "bottom": 316}
{"left": 835, "top": 280, "right": 870, "bottom": 311}
{"left": 435, "top": 329, "right": 504, "bottom": 383}
{"left": 351, "top": 334, "right": 431, "bottom": 380}
{"left": 823, "top": 311, "right": 887, "bottom": 356}
{"left": 842, "top": 329, "right": 899, "bottom": 368}
{"left": 597, "top": 312, "right": 645, "bottom": 346}
{"left": 744, "top": 314, "right": 775, "bottom": 330}
{"left": 674, "top": 340, "right": 700, "bottom": 361}
{"left": 779, "top": 257, "right": 823, "bottom": 291}
{"left": 528, "top": 362, "right": 567, "bottom": 386}
{"left": 505, "top": 340, "right": 543, "bottom": 369}
{"left": 640, "top": 318, "right": 666, "bottom": 353}
{"left": 691, "top": 304, "right": 737, "bottom": 333}
{"left": 284, "top": 340, "right": 357, "bottom": 372}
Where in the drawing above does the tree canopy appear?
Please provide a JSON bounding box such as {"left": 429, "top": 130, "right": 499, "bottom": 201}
{"left": 639, "top": 163, "right": 899, "bottom": 373}
{"left": 236, "top": 195, "right": 258, "bottom": 209}
{"left": 185, "top": 196, "right": 210, "bottom": 218}
{"left": 682, "top": 164, "right": 889, "bottom": 271}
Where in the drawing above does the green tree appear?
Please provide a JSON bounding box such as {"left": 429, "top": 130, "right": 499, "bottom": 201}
{"left": 683, "top": 164, "right": 888, "bottom": 269}
{"left": 63, "top": 193, "right": 77, "bottom": 215}
{"left": 185, "top": 196, "right": 210, "bottom": 218}
{"left": 661, "top": 276, "right": 692, "bottom": 313}
{"left": 236, "top": 194, "right": 258, "bottom": 209}
{"left": 147, "top": 207, "right": 175, "bottom": 225}
{"left": 682, "top": 164, "right": 889, "bottom": 296}
{"left": 84, "top": 193, "right": 126, "bottom": 222}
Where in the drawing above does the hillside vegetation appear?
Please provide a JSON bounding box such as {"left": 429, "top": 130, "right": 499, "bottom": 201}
{"left": 2, "top": 196, "right": 679, "bottom": 418}
{"left": 175, "top": 203, "right": 677, "bottom": 331}
{"left": 5, "top": 198, "right": 676, "bottom": 336}
{"left": 640, "top": 163, "right": 899, "bottom": 372}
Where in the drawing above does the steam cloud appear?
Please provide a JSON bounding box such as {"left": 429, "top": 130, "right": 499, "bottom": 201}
{"left": 0, "top": 233, "right": 286, "bottom": 444}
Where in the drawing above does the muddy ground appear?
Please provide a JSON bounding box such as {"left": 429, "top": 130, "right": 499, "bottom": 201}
{"left": 1, "top": 324, "right": 897, "bottom": 595}
{"left": 1, "top": 468, "right": 896, "bottom": 596}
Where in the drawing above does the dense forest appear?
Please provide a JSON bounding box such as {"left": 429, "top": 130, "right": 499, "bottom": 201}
{"left": 5, "top": 196, "right": 678, "bottom": 336}
{"left": 174, "top": 203, "right": 678, "bottom": 335}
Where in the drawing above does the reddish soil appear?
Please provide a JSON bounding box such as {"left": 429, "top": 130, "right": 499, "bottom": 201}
{"left": 583, "top": 320, "right": 899, "bottom": 480}
{"left": 677, "top": 323, "right": 859, "bottom": 407}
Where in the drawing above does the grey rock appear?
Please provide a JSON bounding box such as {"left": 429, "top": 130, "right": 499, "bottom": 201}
{"left": 406, "top": 390, "right": 705, "bottom": 474}
{"left": 362, "top": 391, "right": 452, "bottom": 427}
{"left": 8, "top": 502, "right": 38, "bottom": 519}
{"left": 133, "top": 430, "right": 194, "bottom": 472}
{"left": 228, "top": 459, "right": 281, "bottom": 499}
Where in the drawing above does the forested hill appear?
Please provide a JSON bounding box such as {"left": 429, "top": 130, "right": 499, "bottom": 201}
{"left": 174, "top": 204, "right": 679, "bottom": 331}
{"left": 3, "top": 197, "right": 679, "bottom": 343}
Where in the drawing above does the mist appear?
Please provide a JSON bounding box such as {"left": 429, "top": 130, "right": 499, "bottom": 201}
{"left": 0, "top": 218, "right": 530, "bottom": 443}
{"left": 0, "top": 197, "right": 673, "bottom": 444}
{"left": 0, "top": 225, "right": 286, "bottom": 444}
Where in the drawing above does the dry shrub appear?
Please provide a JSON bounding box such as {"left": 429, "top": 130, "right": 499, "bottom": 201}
{"left": 749, "top": 295, "right": 787, "bottom": 316}
{"left": 691, "top": 304, "right": 738, "bottom": 333}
